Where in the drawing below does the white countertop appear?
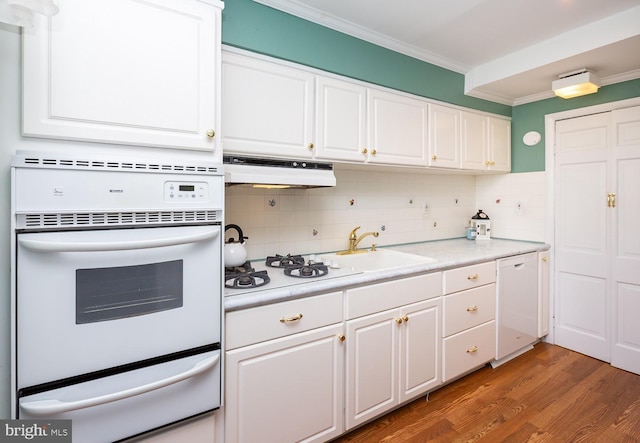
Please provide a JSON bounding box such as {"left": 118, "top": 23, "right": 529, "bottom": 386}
{"left": 224, "top": 237, "right": 549, "bottom": 312}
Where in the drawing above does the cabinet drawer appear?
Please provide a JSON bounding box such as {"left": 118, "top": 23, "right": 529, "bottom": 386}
{"left": 443, "top": 321, "right": 495, "bottom": 382}
{"left": 443, "top": 261, "right": 495, "bottom": 294}
{"left": 443, "top": 284, "right": 496, "bottom": 337}
{"left": 346, "top": 273, "right": 442, "bottom": 320}
{"left": 226, "top": 292, "right": 343, "bottom": 350}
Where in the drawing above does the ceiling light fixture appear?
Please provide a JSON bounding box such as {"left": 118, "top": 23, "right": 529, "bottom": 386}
{"left": 552, "top": 69, "right": 600, "bottom": 99}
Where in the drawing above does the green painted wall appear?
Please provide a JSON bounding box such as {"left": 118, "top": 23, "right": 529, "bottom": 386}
{"left": 221, "top": 0, "right": 640, "bottom": 173}
{"left": 511, "top": 79, "right": 640, "bottom": 172}
{"left": 221, "top": 0, "right": 509, "bottom": 115}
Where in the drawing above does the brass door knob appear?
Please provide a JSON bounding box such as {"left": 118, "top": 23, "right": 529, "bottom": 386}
{"left": 206, "top": 129, "right": 215, "bottom": 138}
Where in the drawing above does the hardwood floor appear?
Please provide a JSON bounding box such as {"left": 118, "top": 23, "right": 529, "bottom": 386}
{"left": 333, "top": 343, "right": 640, "bottom": 442}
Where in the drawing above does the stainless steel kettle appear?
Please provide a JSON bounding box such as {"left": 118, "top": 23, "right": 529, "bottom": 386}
{"left": 224, "top": 224, "right": 248, "bottom": 267}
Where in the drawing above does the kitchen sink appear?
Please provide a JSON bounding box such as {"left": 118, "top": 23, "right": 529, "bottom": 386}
{"left": 319, "top": 249, "right": 437, "bottom": 272}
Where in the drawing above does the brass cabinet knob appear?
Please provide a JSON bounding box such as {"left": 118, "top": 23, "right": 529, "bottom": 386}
{"left": 206, "top": 129, "right": 215, "bottom": 138}
{"left": 484, "top": 160, "right": 490, "bottom": 166}
{"left": 308, "top": 143, "right": 315, "bottom": 150}
{"left": 541, "top": 256, "right": 548, "bottom": 262}
{"left": 338, "top": 334, "right": 346, "bottom": 342}
{"left": 371, "top": 149, "right": 377, "bottom": 155}
{"left": 362, "top": 148, "right": 368, "bottom": 154}
{"left": 432, "top": 155, "right": 437, "bottom": 160}
{"left": 395, "top": 317, "right": 403, "bottom": 324}
{"left": 402, "top": 315, "right": 409, "bottom": 322}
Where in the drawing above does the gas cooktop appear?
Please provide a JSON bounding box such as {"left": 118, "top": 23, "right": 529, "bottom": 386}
{"left": 224, "top": 253, "right": 361, "bottom": 296}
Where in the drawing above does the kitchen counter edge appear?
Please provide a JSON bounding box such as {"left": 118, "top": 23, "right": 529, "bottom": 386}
{"left": 224, "top": 238, "right": 550, "bottom": 312}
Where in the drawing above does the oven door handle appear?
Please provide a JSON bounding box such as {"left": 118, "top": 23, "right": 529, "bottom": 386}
{"left": 18, "top": 229, "right": 219, "bottom": 252}
{"left": 20, "top": 353, "right": 220, "bottom": 416}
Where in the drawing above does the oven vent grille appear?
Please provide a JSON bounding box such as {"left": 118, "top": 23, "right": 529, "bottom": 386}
{"left": 18, "top": 156, "right": 220, "bottom": 174}
{"left": 18, "top": 211, "right": 220, "bottom": 229}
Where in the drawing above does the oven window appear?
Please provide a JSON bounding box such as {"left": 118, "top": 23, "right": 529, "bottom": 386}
{"left": 76, "top": 260, "right": 183, "bottom": 324}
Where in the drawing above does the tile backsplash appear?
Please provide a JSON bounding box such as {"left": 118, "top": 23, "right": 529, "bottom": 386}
{"left": 225, "top": 166, "right": 546, "bottom": 260}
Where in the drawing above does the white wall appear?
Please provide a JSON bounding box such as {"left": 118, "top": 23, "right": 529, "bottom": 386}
{"left": 225, "top": 168, "right": 546, "bottom": 261}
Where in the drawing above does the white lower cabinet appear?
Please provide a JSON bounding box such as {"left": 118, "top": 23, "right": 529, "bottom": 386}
{"left": 224, "top": 292, "right": 344, "bottom": 443}
{"left": 125, "top": 413, "right": 217, "bottom": 443}
{"left": 345, "top": 298, "right": 441, "bottom": 430}
{"left": 344, "top": 273, "right": 442, "bottom": 430}
{"left": 442, "top": 262, "right": 496, "bottom": 382}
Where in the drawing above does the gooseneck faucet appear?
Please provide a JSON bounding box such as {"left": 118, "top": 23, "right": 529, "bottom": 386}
{"left": 347, "top": 226, "right": 379, "bottom": 253}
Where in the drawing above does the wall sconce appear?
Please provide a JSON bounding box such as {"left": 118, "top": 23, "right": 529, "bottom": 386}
{"left": 0, "top": 0, "right": 59, "bottom": 28}
{"left": 552, "top": 69, "right": 600, "bottom": 99}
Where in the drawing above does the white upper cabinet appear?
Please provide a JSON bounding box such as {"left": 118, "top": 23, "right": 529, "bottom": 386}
{"left": 487, "top": 116, "right": 511, "bottom": 172}
{"left": 23, "top": 0, "right": 223, "bottom": 155}
{"left": 367, "top": 88, "right": 429, "bottom": 166}
{"left": 429, "top": 104, "right": 461, "bottom": 168}
{"left": 222, "top": 52, "right": 315, "bottom": 159}
{"left": 460, "top": 110, "right": 488, "bottom": 170}
{"left": 314, "top": 76, "right": 368, "bottom": 162}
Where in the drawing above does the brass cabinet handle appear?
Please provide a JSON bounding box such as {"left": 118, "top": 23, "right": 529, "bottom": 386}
{"left": 466, "top": 305, "right": 479, "bottom": 312}
{"left": 206, "top": 129, "right": 215, "bottom": 138}
{"left": 467, "top": 274, "right": 479, "bottom": 280}
{"left": 402, "top": 315, "right": 409, "bottom": 322}
{"left": 308, "top": 143, "right": 315, "bottom": 150}
{"left": 280, "top": 313, "right": 303, "bottom": 323}
{"left": 466, "top": 345, "right": 479, "bottom": 353}
{"left": 395, "top": 317, "right": 403, "bottom": 325}
{"left": 338, "top": 334, "right": 346, "bottom": 342}
{"left": 611, "top": 193, "right": 616, "bottom": 208}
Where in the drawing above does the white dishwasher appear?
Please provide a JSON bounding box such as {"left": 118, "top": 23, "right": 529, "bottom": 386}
{"left": 495, "top": 253, "right": 539, "bottom": 362}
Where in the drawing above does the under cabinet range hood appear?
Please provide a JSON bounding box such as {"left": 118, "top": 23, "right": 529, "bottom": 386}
{"left": 223, "top": 155, "right": 336, "bottom": 188}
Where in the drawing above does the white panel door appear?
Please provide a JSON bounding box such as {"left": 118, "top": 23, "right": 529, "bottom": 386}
{"left": 314, "top": 76, "right": 367, "bottom": 162}
{"left": 23, "top": 0, "right": 222, "bottom": 153}
{"left": 225, "top": 324, "right": 344, "bottom": 443}
{"left": 554, "top": 112, "right": 612, "bottom": 362}
{"left": 611, "top": 107, "right": 640, "bottom": 374}
{"left": 345, "top": 309, "right": 398, "bottom": 430}
{"left": 460, "top": 111, "right": 487, "bottom": 170}
{"left": 367, "top": 88, "right": 429, "bottom": 166}
{"left": 428, "top": 104, "right": 460, "bottom": 168}
{"left": 399, "top": 299, "right": 441, "bottom": 402}
{"left": 221, "top": 52, "right": 315, "bottom": 159}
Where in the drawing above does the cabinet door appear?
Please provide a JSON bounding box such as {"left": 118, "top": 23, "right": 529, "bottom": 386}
{"left": 225, "top": 324, "right": 344, "bottom": 443}
{"left": 222, "top": 52, "right": 314, "bottom": 159}
{"left": 345, "top": 309, "right": 399, "bottom": 430}
{"left": 367, "top": 88, "right": 429, "bottom": 166}
{"left": 460, "top": 111, "right": 488, "bottom": 170}
{"left": 428, "top": 104, "right": 460, "bottom": 168}
{"left": 23, "top": 0, "right": 222, "bottom": 153}
{"left": 487, "top": 117, "right": 511, "bottom": 171}
{"left": 399, "top": 299, "right": 441, "bottom": 402}
{"left": 315, "top": 76, "right": 367, "bottom": 162}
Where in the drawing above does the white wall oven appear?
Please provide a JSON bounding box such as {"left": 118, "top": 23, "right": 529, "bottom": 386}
{"left": 10, "top": 152, "right": 224, "bottom": 442}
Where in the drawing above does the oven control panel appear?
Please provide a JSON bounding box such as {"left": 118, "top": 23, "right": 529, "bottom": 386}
{"left": 164, "top": 181, "right": 209, "bottom": 202}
